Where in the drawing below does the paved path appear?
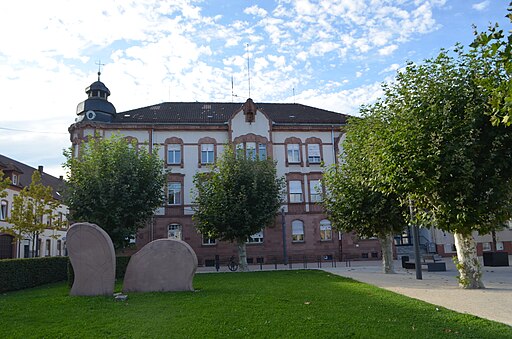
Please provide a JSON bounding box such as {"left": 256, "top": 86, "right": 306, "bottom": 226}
{"left": 197, "top": 257, "right": 512, "bottom": 326}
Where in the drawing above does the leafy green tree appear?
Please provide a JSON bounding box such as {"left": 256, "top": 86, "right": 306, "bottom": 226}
{"left": 192, "top": 146, "right": 285, "bottom": 271}
{"left": 1, "top": 171, "right": 60, "bottom": 257}
{"left": 470, "top": 2, "right": 512, "bottom": 126}
{"left": 369, "top": 48, "right": 512, "bottom": 288}
{"left": 0, "top": 169, "right": 10, "bottom": 199}
{"left": 322, "top": 115, "right": 408, "bottom": 273}
{"left": 63, "top": 134, "right": 166, "bottom": 249}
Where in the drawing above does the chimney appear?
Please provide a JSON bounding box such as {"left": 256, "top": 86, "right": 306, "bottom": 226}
{"left": 59, "top": 175, "right": 63, "bottom": 181}
{"left": 38, "top": 165, "right": 43, "bottom": 173}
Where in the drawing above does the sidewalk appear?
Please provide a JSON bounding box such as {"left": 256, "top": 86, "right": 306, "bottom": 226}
{"left": 197, "top": 258, "right": 512, "bottom": 326}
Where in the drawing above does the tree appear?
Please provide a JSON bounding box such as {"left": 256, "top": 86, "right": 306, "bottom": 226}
{"left": 192, "top": 146, "right": 285, "bottom": 271}
{"left": 0, "top": 169, "right": 10, "bottom": 199}
{"left": 1, "top": 171, "right": 60, "bottom": 257}
{"left": 369, "top": 48, "right": 512, "bottom": 288}
{"left": 470, "top": 2, "right": 512, "bottom": 126}
{"left": 322, "top": 115, "right": 408, "bottom": 274}
{"left": 63, "top": 134, "right": 166, "bottom": 249}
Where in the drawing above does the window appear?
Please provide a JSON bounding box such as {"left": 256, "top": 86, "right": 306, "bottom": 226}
{"left": 201, "top": 144, "right": 214, "bottom": 164}
{"left": 202, "top": 235, "right": 216, "bottom": 245}
{"left": 167, "top": 182, "right": 182, "bottom": 205}
{"left": 246, "top": 142, "right": 256, "bottom": 160}
{"left": 57, "top": 240, "right": 62, "bottom": 256}
{"left": 307, "top": 144, "right": 321, "bottom": 164}
{"left": 236, "top": 143, "right": 244, "bottom": 158}
{"left": 310, "top": 180, "right": 322, "bottom": 203}
{"left": 247, "top": 230, "right": 264, "bottom": 243}
{"left": 320, "top": 220, "right": 332, "bottom": 241}
{"left": 289, "top": 181, "right": 303, "bottom": 203}
{"left": 482, "top": 242, "right": 491, "bottom": 252}
{"left": 12, "top": 174, "right": 18, "bottom": 185}
{"left": 37, "top": 239, "right": 42, "bottom": 257}
{"left": 168, "top": 224, "right": 182, "bottom": 240}
{"left": 258, "top": 143, "right": 267, "bottom": 160}
{"left": 45, "top": 239, "right": 51, "bottom": 257}
{"left": 0, "top": 200, "right": 7, "bottom": 220}
{"left": 167, "top": 144, "right": 181, "bottom": 165}
{"left": 497, "top": 242, "right": 504, "bottom": 251}
{"left": 287, "top": 144, "right": 300, "bottom": 163}
{"left": 292, "top": 220, "right": 304, "bottom": 242}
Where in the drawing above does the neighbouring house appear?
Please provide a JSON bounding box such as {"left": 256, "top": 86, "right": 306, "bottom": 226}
{"left": 68, "top": 75, "right": 384, "bottom": 266}
{"left": 0, "top": 155, "right": 69, "bottom": 259}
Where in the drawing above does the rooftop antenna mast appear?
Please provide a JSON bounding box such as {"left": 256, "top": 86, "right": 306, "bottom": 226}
{"left": 246, "top": 43, "right": 251, "bottom": 98}
{"left": 293, "top": 87, "right": 295, "bottom": 104}
{"left": 231, "top": 75, "right": 234, "bottom": 102}
{"left": 95, "top": 59, "right": 105, "bottom": 81}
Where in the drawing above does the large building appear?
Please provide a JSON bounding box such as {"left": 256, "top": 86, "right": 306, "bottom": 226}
{"left": 0, "top": 155, "right": 69, "bottom": 259}
{"left": 68, "top": 75, "right": 386, "bottom": 265}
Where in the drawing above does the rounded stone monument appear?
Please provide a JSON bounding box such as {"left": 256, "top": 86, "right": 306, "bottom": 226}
{"left": 67, "top": 222, "right": 116, "bottom": 296}
{"left": 123, "top": 239, "right": 198, "bottom": 293}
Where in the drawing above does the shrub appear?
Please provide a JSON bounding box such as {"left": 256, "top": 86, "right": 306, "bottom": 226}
{"left": 0, "top": 257, "right": 68, "bottom": 293}
{"left": 67, "top": 256, "right": 131, "bottom": 287}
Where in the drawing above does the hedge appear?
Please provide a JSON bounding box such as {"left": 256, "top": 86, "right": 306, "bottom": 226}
{"left": 0, "top": 257, "right": 69, "bottom": 293}
{"left": 67, "top": 255, "right": 131, "bottom": 287}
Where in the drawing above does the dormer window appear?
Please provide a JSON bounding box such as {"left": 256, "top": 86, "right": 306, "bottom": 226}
{"left": 12, "top": 174, "right": 18, "bottom": 186}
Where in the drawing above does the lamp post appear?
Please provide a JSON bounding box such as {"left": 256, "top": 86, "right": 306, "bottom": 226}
{"left": 281, "top": 207, "right": 288, "bottom": 265}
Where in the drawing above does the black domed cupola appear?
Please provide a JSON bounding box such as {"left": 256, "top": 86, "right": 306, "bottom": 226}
{"left": 75, "top": 68, "right": 116, "bottom": 123}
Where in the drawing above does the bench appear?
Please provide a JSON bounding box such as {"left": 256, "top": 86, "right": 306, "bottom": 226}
{"left": 401, "top": 255, "right": 446, "bottom": 272}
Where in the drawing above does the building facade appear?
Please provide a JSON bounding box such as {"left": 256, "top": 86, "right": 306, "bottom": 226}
{"left": 0, "top": 155, "right": 69, "bottom": 259}
{"left": 68, "top": 76, "right": 374, "bottom": 266}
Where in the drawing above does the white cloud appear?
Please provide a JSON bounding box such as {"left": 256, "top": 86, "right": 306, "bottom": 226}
{"left": 472, "top": 1, "right": 489, "bottom": 11}
{"left": 380, "top": 63, "right": 401, "bottom": 74}
{"left": 378, "top": 44, "right": 398, "bottom": 56}
{"left": 244, "top": 5, "right": 268, "bottom": 17}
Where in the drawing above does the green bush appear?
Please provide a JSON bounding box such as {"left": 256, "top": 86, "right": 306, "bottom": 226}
{"left": 67, "top": 256, "right": 131, "bottom": 287}
{"left": 0, "top": 257, "right": 68, "bottom": 293}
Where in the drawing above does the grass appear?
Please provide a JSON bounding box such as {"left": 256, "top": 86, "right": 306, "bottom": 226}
{"left": 0, "top": 270, "right": 510, "bottom": 338}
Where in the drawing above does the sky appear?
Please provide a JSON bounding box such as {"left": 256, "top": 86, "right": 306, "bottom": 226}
{"left": 0, "top": 0, "right": 510, "bottom": 178}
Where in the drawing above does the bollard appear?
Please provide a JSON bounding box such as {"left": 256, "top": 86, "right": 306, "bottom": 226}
{"left": 215, "top": 255, "right": 220, "bottom": 272}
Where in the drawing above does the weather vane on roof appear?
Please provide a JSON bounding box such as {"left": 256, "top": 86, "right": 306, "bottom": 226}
{"left": 96, "top": 59, "right": 105, "bottom": 81}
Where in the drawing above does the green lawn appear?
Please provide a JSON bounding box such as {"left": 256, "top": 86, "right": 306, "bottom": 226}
{"left": 0, "top": 270, "right": 509, "bottom": 338}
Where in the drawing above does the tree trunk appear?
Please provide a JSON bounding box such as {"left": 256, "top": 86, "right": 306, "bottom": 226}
{"left": 454, "top": 232, "right": 485, "bottom": 289}
{"left": 491, "top": 230, "right": 497, "bottom": 252}
{"left": 237, "top": 241, "right": 249, "bottom": 272}
{"left": 379, "top": 233, "right": 395, "bottom": 274}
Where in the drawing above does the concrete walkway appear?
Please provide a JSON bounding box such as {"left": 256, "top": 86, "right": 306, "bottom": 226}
{"left": 197, "top": 257, "right": 512, "bottom": 326}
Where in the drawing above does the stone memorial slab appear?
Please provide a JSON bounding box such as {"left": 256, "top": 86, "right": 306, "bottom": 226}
{"left": 123, "top": 239, "right": 198, "bottom": 293}
{"left": 67, "top": 222, "right": 116, "bottom": 296}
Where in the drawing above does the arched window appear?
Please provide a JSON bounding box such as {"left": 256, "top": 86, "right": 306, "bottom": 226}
{"left": 292, "top": 220, "right": 304, "bottom": 242}
{"left": 320, "top": 220, "right": 332, "bottom": 241}
{"left": 168, "top": 224, "right": 182, "bottom": 240}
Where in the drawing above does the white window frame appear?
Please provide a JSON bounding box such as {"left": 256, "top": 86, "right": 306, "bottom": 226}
{"left": 168, "top": 224, "right": 182, "bottom": 240}
{"left": 246, "top": 142, "right": 256, "bottom": 160}
{"left": 12, "top": 174, "right": 18, "bottom": 185}
{"left": 482, "top": 242, "right": 492, "bottom": 252}
{"left": 247, "top": 229, "right": 264, "bottom": 243}
{"left": 292, "top": 220, "right": 304, "bottom": 242}
{"left": 287, "top": 144, "right": 300, "bottom": 163}
{"left": 167, "top": 182, "right": 182, "bottom": 205}
{"left": 319, "top": 219, "right": 332, "bottom": 241}
{"left": 201, "top": 144, "right": 214, "bottom": 164}
{"left": 289, "top": 180, "right": 303, "bottom": 203}
{"left": 0, "top": 200, "right": 7, "bottom": 220}
{"left": 202, "top": 235, "right": 216, "bottom": 245}
{"left": 308, "top": 144, "right": 321, "bottom": 164}
{"left": 258, "top": 143, "right": 267, "bottom": 160}
{"left": 309, "top": 180, "right": 322, "bottom": 203}
{"left": 167, "top": 144, "right": 181, "bottom": 165}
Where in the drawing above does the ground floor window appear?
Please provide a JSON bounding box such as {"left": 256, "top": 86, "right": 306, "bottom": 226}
{"left": 45, "top": 239, "right": 51, "bottom": 256}
{"left": 168, "top": 224, "right": 182, "bottom": 240}
{"left": 247, "top": 230, "right": 264, "bottom": 243}
{"left": 292, "top": 220, "right": 304, "bottom": 242}
{"left": 319, "top": 220, "right": 332, "bottom": 241}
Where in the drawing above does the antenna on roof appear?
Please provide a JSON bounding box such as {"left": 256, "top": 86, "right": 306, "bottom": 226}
{"left": 231, "top": 76, "right": 234, "bottom": 102}
{"left": 246, "top": 43, "right": 251, "bottom": 98}
{"left": 293, "top": 87, "right": 295, "bottom": 104}
{"left": 95, "top": 59, "right": 105, "bottom": 81}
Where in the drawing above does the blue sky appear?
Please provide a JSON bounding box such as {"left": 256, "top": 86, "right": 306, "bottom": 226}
{"left": 0, "top": 0, "right": 509, "bottom": 177}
